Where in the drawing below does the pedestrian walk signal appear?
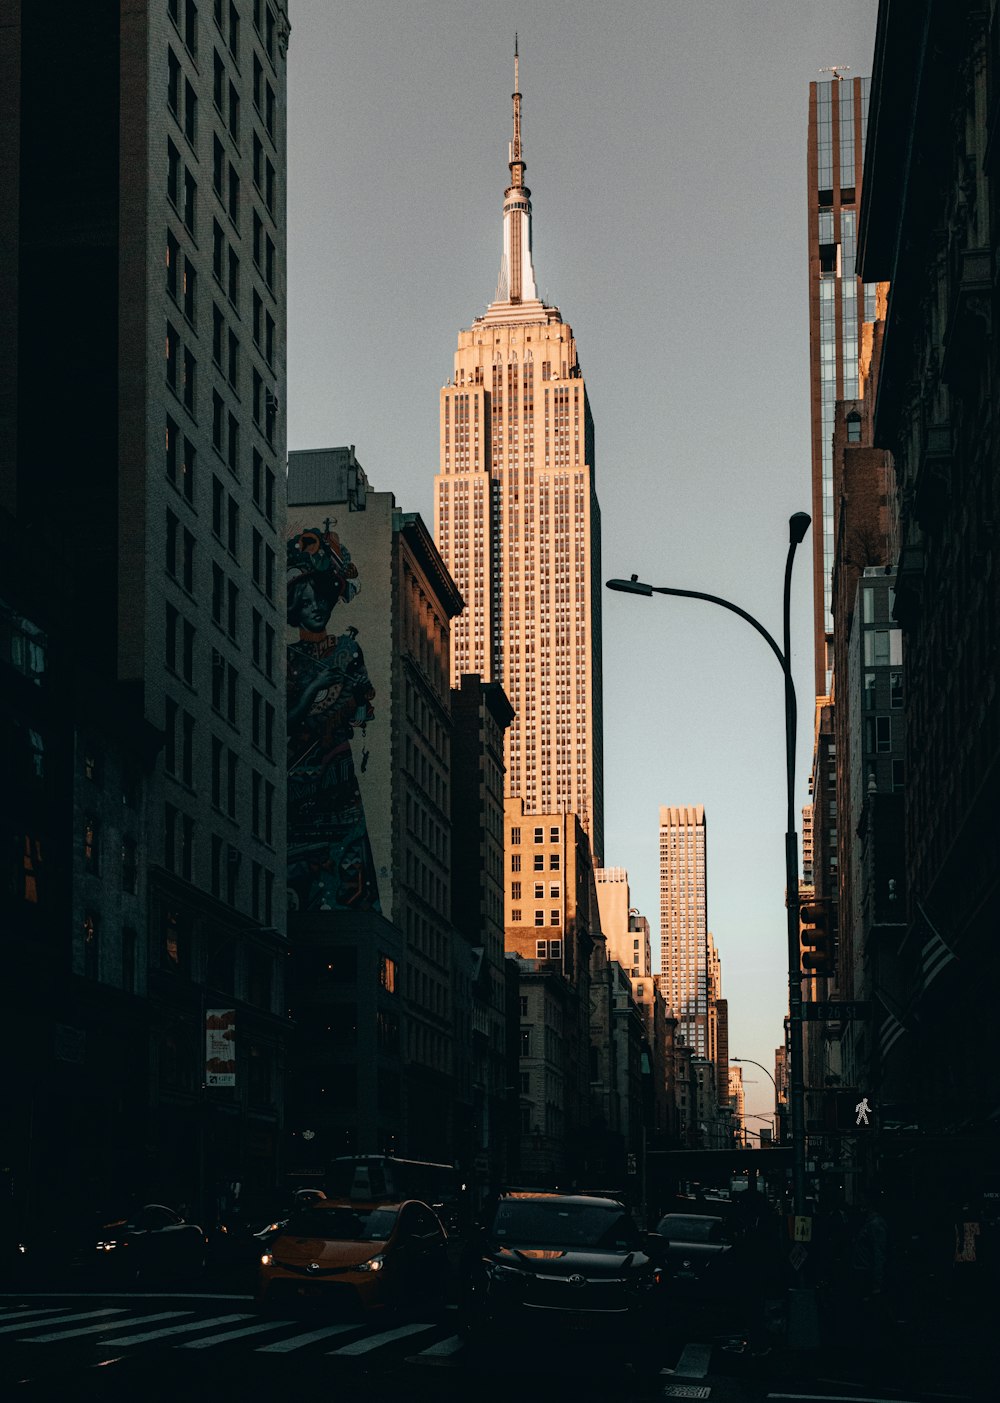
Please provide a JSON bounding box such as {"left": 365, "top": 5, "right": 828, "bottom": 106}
{"left": 823, "top": 1089, "right": 872, "bottom": 1131}
{"left": 800, "top": 899, "right": 834, "bottom": 976}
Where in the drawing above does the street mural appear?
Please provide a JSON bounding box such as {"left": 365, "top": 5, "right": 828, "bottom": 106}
{"left": 286, "top": 520, "right": 380, "bottom": 912}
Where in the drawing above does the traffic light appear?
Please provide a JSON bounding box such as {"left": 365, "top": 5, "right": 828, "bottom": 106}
{"left": 800, "top": 899, "right": 834, "bottom": 976}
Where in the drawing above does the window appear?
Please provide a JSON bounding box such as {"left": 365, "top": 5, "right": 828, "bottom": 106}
{"left": 549, "top": 883, "right": 560, "bottom": 899}
{"left": 533, "top": 854, "right": 544, "bottom": 871}
{"left": 228, "top": 163, "right": 240, "bottom": 225}
{"left": 213, "top": 48, "right": 225, "bottom": 109}
{"left": 535, "top": 939, "right": 547, "bottom": 958}
{"left": 212, "top": 476, "right": 224, "bottom": 535}
{"left": 184, "top": 0, "right": 198, "bottom": 56}
{"left": 211, "top": 648, "right": 224, "bottom": 710}
{"left": 890, "top": 672, "right": 903, "bottom": 708}
{"left": 533, "top": 826, "right": 543, "bottom": 843}
{"left": 166, "top": 414, "right": 178, "bottom": 482}
{"left": 166, "top": 321, "right": 179, "bottom": 389}
{"left": 227, "top": 495, "right": 239, "bottom": 557}
{"left": 227, "top": 0, "right": 239, "bottom": 58}
{"left": 166, "top": 509, "right": 178, "bottom": 577}
{"left": 378, "top": 953, "right": 397, "bottom": 993}
{"left": 83, "top": 817, "right": 100, "bottom": 874}
{"left": 511, "top": 909, "right": 521, "bottom": 922}
{"left": 168, "top": 47, "right": 180, "bottom": 115}
{"left": 846, "top": 411, "right": 862, "bottom": 443}
{"left": 212, "top": 390, "right": 224, "bottom": 451}
{"left": 550, "top": 826, "right": 559, "bottom": 842}
{"left": 228, "top": 246, "right": 240, "bottom": 303}
{"left": 226, "top": 748, "right": 237, "bottom": 817}
{"left": 166, "top": 229, "right": 180, "bottom": 299}
{"left": 252, "top": 607, "right": 262, "bottom": 665}
{"left": 227, "top": 327, "right": 239, "bottom": 385}
{"left": 180, "top": 812, "right": 194, "bottom": 880}
{"left": 213, "top": 134, "right": 224, "bottom": 195}
{"left": 165, "top": 602, "right": 179, "bottom": 671}
{"left": 549, "top": 853, "right": 560, "bottom": 870}
{"left": 549, "top": 939, "right": 562, "bottom": 959}
{"left": 211, "top": 736, "right": 222, "bottom": 807}
{"left": 550, "top": 910, "right": 560, "bottom": 926}
{"left": 227, "top": 580, "right": 239, "bottom": 640}
{"left": 182, "top": 257, "right": 196, "bottom": 323}
{"left": 167, "top": 139, "right": 180, "bottom": 206}
{"left": 182, "top": 347, "right": 196, "bottom": 412}
{"left": 83, "top": 912, "right": 99, "bottom": 980}
{"left": 520, "top": 1030, "right": 531, "bottom": 1056}
{"left": 227, "top": 413, "right": 239, "bottom": 473}
{"left": 184, "top": 79, "right": 197, "bottom": 142}
{"left": 533, "top": 882, "right": 543, "bottom": 899}
{"left": 182, "top": 619, "right": 195, "bottom": 683}
{"left": 182, "top": 528, "right": 195, "bottom": 592}
{"left": 213, "top": 218, "right": 224, "bottom": 280}
{"left": 511, "top": 881, "right": 521, "bottom": 900}
{"left": 228, "top": 81, "right": 240, "bottom": 140}
{"left": 183, "top": 169, "right": 196, "bottom": 235}
{"left": 534, "top": 910, "right": 544, "bottom": 927}
{"left": 181, "top": 711, "right": 194, "bottom": 785}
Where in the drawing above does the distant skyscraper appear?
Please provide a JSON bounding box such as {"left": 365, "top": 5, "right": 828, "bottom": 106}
{"left": 659, "top": 806, "right": 709, "bottom": 1055}
{"left": 433, "top": 47, "right": 604, "bottom": 858}
{"left": 807, "top": 74, "right": 878, "bottom": 695}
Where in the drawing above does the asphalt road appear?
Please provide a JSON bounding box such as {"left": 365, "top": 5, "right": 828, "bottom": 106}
{"left": 0, "top": 1289, "right": 994, "bottom": 1403}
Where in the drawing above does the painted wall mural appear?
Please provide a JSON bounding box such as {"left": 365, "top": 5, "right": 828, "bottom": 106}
{"left": 286, "top": 520, "right": 380, "bottom": 912}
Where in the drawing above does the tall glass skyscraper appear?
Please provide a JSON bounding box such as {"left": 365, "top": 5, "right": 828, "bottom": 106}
{"left": 807, "top": 75, "right": 879, "bottom": 697}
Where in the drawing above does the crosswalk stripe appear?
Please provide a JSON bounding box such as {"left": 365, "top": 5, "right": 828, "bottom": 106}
{"left": 0, "top": 1308, "right": 66, "bottom": 1322}
{"left": 329, "top": 1321, "right": 438, "bottom": 1356}
{"left": 416, "top": 1334, "right": 463, "bottom": 1357}
{"left": 0, "top": 1308, "right": 127, "bottom": 1336}
{"left": 101, "top": 1313, "right": 254, "bottom": 1346}
{"left": 26, "top": 1311, "right": 193, "bottom": 1343}
{"left": 178, "top": 1319, "right": 298, "bottom": 1349}
{"left": 256, "top": 1323, "right": 363, "bottom": 1352}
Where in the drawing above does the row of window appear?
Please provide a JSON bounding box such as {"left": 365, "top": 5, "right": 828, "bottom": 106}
{"left": 510, "top": 852, "right": 560, "bottom": 872}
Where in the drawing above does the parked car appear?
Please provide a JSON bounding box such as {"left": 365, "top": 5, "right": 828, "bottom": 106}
{"left": 256, "top": 1198, "right": 450, "bottom": 1314}
{"left": 461, "top": 1192, "right": 667, "bottom": 1374}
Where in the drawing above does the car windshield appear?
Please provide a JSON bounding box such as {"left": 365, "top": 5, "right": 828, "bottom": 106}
{"left": 491, "top": 1201, "right": 641, "bottom": 1250}
{"left": 283, "top": 1207, "right": 398, "bottom": 1241}
{"left": 657, "top": 1215, "right": 725, "bottom": 1242}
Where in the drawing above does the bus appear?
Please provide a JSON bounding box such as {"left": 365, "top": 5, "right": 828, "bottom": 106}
{"left": 325, "top": 1155, "right": 467, "bottom": 1232}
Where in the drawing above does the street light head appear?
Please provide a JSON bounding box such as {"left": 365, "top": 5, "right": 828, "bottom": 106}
{"left": 788, "top": 512, "right": 811, "bottom": 546}
{"left": 606, "top": 575, "right": 654, "bottom": 597}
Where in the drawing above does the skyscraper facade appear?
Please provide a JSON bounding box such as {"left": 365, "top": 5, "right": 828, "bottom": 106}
{"left": 807, "top": 73, "right": 878, "bottom": 695}
{"left": 0, "top": 0, "right": 290, "bottom": 1218}
{"left": 433, "top": 49, "right": 604, "bottom": 859}
{"left": 658, "top": 805, "right": 709, "bottom": 1056}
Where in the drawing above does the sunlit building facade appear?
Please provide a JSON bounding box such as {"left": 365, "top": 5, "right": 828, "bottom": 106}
{"left": 807, "top": 73, "right": 878, "bottom": 695}
{"left": 658, "top": 805, "right": 709, "bottom": 1056}
{"left": 433, "top": 49, "right": 604, "bottom": 859}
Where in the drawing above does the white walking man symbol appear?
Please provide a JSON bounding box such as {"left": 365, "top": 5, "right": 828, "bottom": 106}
{"left": 855, "top": 1096, "right": 871, "bottom": 1126}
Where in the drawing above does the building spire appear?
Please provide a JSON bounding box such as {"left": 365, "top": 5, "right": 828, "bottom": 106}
{"left": 496, "top": 39, "right": 538, "bottom": 305}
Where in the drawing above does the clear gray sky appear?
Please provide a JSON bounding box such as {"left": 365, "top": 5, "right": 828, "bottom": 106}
{"left": 287, "top": 0, "right": 878, "bottom": 1126}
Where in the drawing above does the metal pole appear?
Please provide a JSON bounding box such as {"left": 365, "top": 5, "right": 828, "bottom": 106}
{"left": 782, "top": 521, "right": 807, "bottom": 1220}
{"left": 607, "top": 510, "right": 811, "bottom": 1221}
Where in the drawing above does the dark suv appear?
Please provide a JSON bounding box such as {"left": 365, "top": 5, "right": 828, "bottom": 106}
{"left": 461, "top": 1192, "right": 666, "bottom": 1369}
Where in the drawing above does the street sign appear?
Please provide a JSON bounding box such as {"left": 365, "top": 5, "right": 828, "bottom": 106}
{"left": 800, "top": 1000, "right": 870, "bottom": 1021}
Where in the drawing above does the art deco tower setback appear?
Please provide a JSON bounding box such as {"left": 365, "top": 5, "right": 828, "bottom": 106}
{"left": 433, "top": 48, "right": 605, "bottom": 859}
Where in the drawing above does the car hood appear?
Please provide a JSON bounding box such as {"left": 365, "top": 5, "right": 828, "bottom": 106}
{"left": 271, "top": 1235, "right": 389, "bottom": 1268}
{"left": 489, "top": 1246, "right": 648, "bottom": 1276}
{"left": 665, "top": 1241, "right": 730, "bottom": 1260}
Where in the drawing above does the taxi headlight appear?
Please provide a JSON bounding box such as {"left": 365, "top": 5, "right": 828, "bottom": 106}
{"left": 356, "top": 1254, "right": 385, "bottom": 1273}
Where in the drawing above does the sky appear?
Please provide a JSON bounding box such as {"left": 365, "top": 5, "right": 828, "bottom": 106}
{"left": 286, "top": 0, "right": 879, "bottom": 1126}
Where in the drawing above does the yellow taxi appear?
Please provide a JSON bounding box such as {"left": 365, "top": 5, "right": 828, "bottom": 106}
{"left": 256, "top": 1198, "right": 450, "bottom": 1314}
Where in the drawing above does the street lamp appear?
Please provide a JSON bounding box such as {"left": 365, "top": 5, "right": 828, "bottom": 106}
{"left": 607, "top": 511, "right": 810, "bottom": 1218}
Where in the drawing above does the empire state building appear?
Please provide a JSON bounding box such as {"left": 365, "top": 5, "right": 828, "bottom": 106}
{"left": 433, "top": 48, "right": 604, "bottom": 859}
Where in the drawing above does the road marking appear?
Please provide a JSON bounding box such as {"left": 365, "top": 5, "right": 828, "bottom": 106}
{"left": 101, "top": 1313, "right": 254, "bottom": 1346}
{"left": 178, "top": 1319, "right": 298, "bottom": 1348}
{"left": 26, "top": 1311, "right": 193, "bottom": 1343}
{"left": 0, "top": 1308, "right": 127, "bottom": 1336}
{"left": 416, "top": 1334, "right": 463, "bottom": 1357}
{"left": 256, "top": 1323, "right": 362, "bottom": 1352}
{"left": 674, "top": 1342, "right": 712, "bottom": 1378}
{"left": 329, "top": 1321, "right": 438, "bottom": 1355}
{"left": 0, "top": 1308, "right": 66, "bottom": 1322}
{"left": 0, "top": 1291, "right": 254, "bottom": 1302}
{"left": 768, "top": 1396, "right": 925, "bottom": 1403}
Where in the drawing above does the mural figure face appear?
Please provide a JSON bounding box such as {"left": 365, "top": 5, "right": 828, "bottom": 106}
{"left": 288, "top": 575, "right": 339, "bottom": 632}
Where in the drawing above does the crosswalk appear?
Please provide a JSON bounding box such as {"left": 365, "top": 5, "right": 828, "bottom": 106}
{"left": 0, "top": 1302, "right": 465, "bottom": 1365}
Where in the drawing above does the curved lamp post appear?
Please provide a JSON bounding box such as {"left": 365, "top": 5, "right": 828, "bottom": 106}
{"left": 607, "top": 511, "right": 810, "bottom": 1218}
